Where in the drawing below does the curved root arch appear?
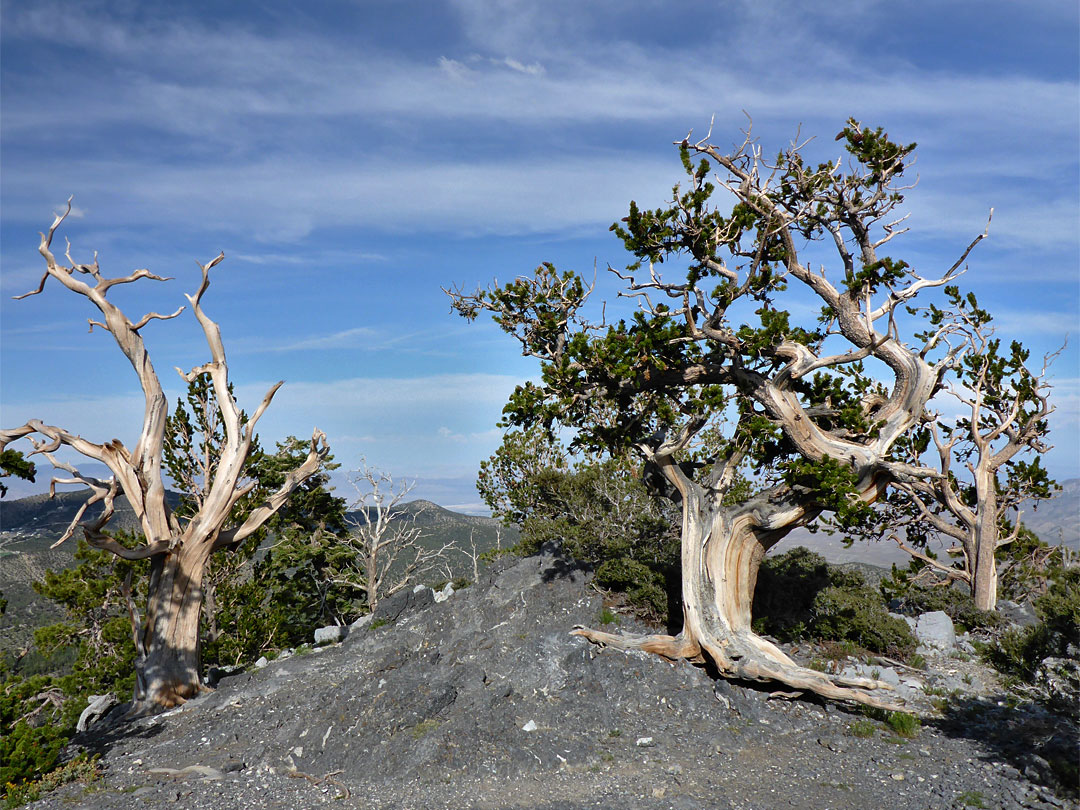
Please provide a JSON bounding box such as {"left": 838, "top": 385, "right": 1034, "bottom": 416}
{"left": 571, "top": 625, "right": 903, "bottom": 711}
{"left": 573, "top": 494, "right": 906, "bottom": 711}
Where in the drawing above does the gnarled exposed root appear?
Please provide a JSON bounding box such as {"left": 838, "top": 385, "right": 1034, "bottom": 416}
{"left": 571, "top": 627, "right": 704, "bottom": 663}
{"left": 572, "top": 625, "right": 906, "bottom": 711}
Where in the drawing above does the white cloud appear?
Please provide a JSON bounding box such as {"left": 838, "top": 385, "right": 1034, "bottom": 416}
{"left": 499, "top": 57, "right": 544, "bottom": 76}
{"left": 0, "top": 153, "right": 680, "bottom": 241}
{"left": 1, "top": 371, "right": 523, "bottom": 491}
{"left": 255, "top": 327, "right": 380, "bottom": 352}
{"left": 1, "top": 0, "right": 1075, "bottom": 497}
{"left": 2, "top": 3, "right": 1074, "bottom": 252}
{"left": 438, "top": 426, "right": 467, "bottom": 443}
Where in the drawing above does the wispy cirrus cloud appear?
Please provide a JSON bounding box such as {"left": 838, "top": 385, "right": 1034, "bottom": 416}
{"left": 1, "top": 0, "right": 1075, "bottom": 496}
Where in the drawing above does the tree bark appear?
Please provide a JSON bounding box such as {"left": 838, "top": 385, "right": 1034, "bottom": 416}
{"left": 971, "top": 463, "right": 999, "bottom": 612}
{"left": 576, "top": 475, "right": 902, "bottom": 709}
{"left": 138, "top": 541, "right": 213, "bottom": 708}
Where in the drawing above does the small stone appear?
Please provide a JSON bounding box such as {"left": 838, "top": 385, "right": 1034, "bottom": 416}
{"left": 891, "top": 773, "right": 905, "bottom": 781}
{"left": 254, "top": 656, "right": 269, "bottom": 669}
{"left": 915, "top": 611, "right": 956, "bottom": 651}
{"left": 666, "top": 764, "right": 683, "bottom": 775}
{"left": 635, "top": 736, "right": 655, "bottom": 747}
{"left": 433, "top": 583, "right": 456, "bottom": 603}
{"left": 521, "top": 720, "right": 537, "bottom": 732}
{"left": 314, "top": 625, "right": 348, "bottom": 645}
{"left": 350, "top": 613, "right": 374, "bottom": 631}
{"left": 652, "top": 787, "right": 666, "bottom": 799}
{"left": 876, "top": 667, "right": 901, "bottom": 686}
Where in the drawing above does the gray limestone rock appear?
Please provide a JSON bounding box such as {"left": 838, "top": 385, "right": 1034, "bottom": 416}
{"left": 350, "top": 613, "right": 374, "bottom": 631}
{"left": 999, "top": 599, "right": 1039, "bottom": 629}
{"left": 373, "top": 585, "right": 435, "bottom": 623}
{"left": 915, "top": 610, "right": 956, "bottom": 650}
{"left": 314, "top": 625, "right": 349, "bottom": 645}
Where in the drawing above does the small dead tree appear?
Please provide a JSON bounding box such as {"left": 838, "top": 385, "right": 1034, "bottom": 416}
{"left": 336, "top": 463, "right": 453, "bottom": 613}
{"left": 883, "top": 289, "right": 1059, "bottom": 611}
{"left": 0, "top": 203, "right": 328, "bottom": 710}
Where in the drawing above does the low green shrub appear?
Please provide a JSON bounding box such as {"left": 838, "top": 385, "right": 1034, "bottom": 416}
{"left": 2, "top": 754, "right": 98, "bottom": 808}
{"left": 753, "top": 547, "right": 836, "bottom": 640}
{"left": 0, "top": 674, "right": 87, "bottom": 798}
{"left": 753, "top": 547, "right": 917, "bottom": 658}
{"left": 848, "top": 720, "right": 876, "bottom": 738}
{"left": 508, "top": 461, "right": 681, "bottom": 625}
{"left": 885, "top": 711, "right": 920, "bottom": 738}
{"left": 812, "top": 585, "right": 917, "bottom": 658}
{"left": 988, "top": 567, "right": 1079, "bottom": 684}
{"left": 881, "top": 571, "right": 1005, "bottom": 634}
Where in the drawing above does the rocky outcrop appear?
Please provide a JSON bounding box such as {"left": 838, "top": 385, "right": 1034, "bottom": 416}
{"left": 40, "top": 546, "right": 1076, "bottom": 810}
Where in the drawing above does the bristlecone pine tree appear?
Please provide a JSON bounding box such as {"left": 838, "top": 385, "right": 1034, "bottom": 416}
{"left": 877, "top": 287, "right": 1058, "bottom": 611}
{"left": 0, "top": 202, "right": 328, "bottom": 711}
{"left": 449, "top": 119, "right": 991, "bottom": 708}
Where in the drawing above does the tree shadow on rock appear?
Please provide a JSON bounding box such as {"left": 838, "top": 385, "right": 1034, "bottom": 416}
{"left": 67, "top": 701, "right": 166, "bottom": 761}
{"left": 928, "top": 693, "right": 1078, "bottom": 801}
{"left": 538, "top": 541, "right": 588, "bottom": 585}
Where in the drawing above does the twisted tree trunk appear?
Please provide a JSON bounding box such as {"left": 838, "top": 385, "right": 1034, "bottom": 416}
{"left": 575, "top": 475, "right": 901, "bottom": 709}
{"left": 1, "top": 202, "right": 329, "bottom": 712}
{"left": 139, "top": 541, "right": 213, "bottom": 706}
{"left": 971, "top": 464, "right": 1000, "bottom": 611}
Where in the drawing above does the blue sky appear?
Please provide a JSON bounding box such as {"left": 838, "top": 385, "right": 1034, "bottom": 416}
{"left": 1, "top": 0, "right": 1077, "bottom": 512}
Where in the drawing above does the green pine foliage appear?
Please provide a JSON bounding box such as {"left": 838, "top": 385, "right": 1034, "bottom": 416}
{"left": 161, "top": 374, "right": 355, "bottom": 667}
{"left": 480, "top": 428, "right": 681, "bottom": 624}
{"left": 0, "top": 449, "right": 35, "bottom": 498}
{"left": 1, "top": 535, "right": 143, "bottom": 796}
{"left": 0, "top": 673, "right": 84, "bottom": 792}
{"left": 516, "top": 461, "right": 680, "bottom": 623}
{"left": 753, "top": 547, "right": 916, "bottom": 658}
{"left": 1, "top": 390, "right": 350, "bottom": 797}
{"left": 990, "top": 567, "right": 1080, "bottom": 685}
{"left": 203, "top": 436, "right": 353, "bottom": 667}
{"left": 876, "top": 284, "right": 1060, "bottom": 606}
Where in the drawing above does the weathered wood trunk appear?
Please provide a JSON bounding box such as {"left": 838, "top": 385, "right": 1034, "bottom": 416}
{"left": 971, "top": 465, "right": 999, "bottom": 612}
{"left": 137, "top": 539, "right": 214, "bottom": 708}
{"left": 576, "top": 475, "right": 901, "bottom": 708}
{"left": 0, "top": 206, "right": 330, "bottom": 714}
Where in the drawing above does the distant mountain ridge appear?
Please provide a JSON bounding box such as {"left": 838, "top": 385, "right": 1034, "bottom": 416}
{"left": 0, "top": 492, "right": 507, "bottom": 551}
{"left": 0, "top": 490, "right": 517, "bottom": 659}
{"left": 3, "top": 479, "right": 1074, "bottom": 563}
{"left": 1016, "top": 477, "right": 1079, "bottom": 550}
{"left": 0, "top": 489, "right": 182, "bottom": 542}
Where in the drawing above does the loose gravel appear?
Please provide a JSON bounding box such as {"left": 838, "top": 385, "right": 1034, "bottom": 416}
{"left": 32, "top": 547, "right": 1077, "bottom": 810}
